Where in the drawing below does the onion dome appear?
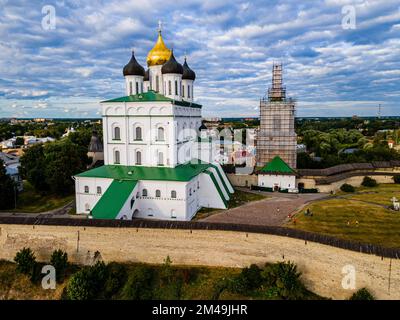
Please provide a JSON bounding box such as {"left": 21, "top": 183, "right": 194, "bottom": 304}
{"left": 88, "top": 130, "right": 103, "bottom": 153}
{"left": 123, "top": 51, "right": 145, "bottom": 77}
{"left": 144, "top": 69, "right": 149, "bottom": 81}
{"left": 146, "top": 31, "right": 172, "bottom": 67}
{"left": 182, "top": 58, "right": 196, "bottom": 81}
{"left": 161, "top": 50, "right": 183, "bottom": 74}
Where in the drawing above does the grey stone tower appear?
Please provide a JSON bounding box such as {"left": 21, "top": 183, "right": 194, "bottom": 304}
{"left": 256, "top": 63, "right": 297, "bottom": 168}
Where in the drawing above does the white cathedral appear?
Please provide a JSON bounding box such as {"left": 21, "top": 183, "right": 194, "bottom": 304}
{"left": 74, "top": 29, "right": 234, "bottom": 221}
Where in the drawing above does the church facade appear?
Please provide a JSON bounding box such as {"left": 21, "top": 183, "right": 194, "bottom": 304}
{"left": 74, "top": 29, "right": 233, "bottom": 220}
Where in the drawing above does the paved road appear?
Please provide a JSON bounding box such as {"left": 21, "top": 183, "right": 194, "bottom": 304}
{"left": 199, "top": 190, "right": 328, "bottom": 226}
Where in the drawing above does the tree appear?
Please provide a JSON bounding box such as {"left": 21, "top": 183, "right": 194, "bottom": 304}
{"left": 230, "top": 264, "right": 262, "bottom": 294}
{"left": 121, "top": 265, "right": 154, "bottom": 300}
{"left": 14, "top": 248, "right": 36, "bottom": 276}
{"left": 349, "top": 288, "right": 375, "bottom": 300}
{"left": 15, "top": 137, "right": 24, "bottom": 146}
{"left": 361, "top": 176, "right": 378, "bottom": 187}
{"left": 0, "top": 158, "right": 16, "bottom": 210}
{"left": 20, "top": 144, "right": 48, "bottom": 191}
{"left": 50, "top": 249, "right": 68, "bottom": 282}
{"left": 393, "top": 175, "right": 400, "bottom": 184}
{"left": 340, "top": 183, "right": 355, "bottom": 193}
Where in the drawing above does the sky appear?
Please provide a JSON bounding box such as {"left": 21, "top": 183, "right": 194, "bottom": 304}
{"left": 0, "top": 0, "right": 399, "bottom": 118}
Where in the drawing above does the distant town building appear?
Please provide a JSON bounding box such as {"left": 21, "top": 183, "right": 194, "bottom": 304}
{"left": 87, "top": 130, "right": 104, "bottom": 168}
{"left": 257, "top": 156, "right": 296, "bottom": 191}
{"left": 0, "top": 152, "right": 23, "bottom": 191}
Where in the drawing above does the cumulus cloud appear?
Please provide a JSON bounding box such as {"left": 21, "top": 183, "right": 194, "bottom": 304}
{"left": 0, "top": 0, "right": 399, "bottom": 118}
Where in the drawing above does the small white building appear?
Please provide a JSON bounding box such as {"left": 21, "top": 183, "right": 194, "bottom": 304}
{"left": 73, "top": 28, "right": 234, "bottom": 221}
{"left": 257, "top": 156, "right": 296, "bottom": 191}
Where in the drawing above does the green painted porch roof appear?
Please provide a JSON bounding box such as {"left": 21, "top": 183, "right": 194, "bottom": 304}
{"left": 75, "top": 160, "right": 212, "bottom": 181}
{"left": 259, "top": 156, "right": 295, "bottom": 175}
{"left": 101, "top": 90, "right": 202, "bottom": 108}
{"left": 91, "top": 180, "right": 137, "bottom": 219}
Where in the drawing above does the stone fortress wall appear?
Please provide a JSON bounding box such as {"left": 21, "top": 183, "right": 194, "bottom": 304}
{"left": 0, "top": 222, "right": 399, "bottom": 300}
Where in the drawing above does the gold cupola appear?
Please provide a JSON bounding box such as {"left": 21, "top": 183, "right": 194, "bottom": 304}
{"left": 146, "top": 30, "right": 172, "bottom": 67}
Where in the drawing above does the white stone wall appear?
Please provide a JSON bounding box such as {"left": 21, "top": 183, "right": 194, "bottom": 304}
{"left": 163, "top": 73, "right": 183, "bottom": 101}
{"left": 182, "top": 79, "right": 194, "bottom": 102}
{"left": 124, "top": 75, "right": 144, "bottom": 96}
{"left": 258, "top": 174, "right": 296, "bottom": 190}
{"left": 75, "top": 177, "right": 113, "bottom": 214}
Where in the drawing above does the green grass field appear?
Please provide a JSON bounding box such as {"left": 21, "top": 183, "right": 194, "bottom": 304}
{"left": 288, "top": 184, "right": 400, "bottom": 248}
{"left": 194, "top": 189, "right": 267, "bottom": 220}
{"left": 0, "top": 181, "right": 74, "bottom": 213}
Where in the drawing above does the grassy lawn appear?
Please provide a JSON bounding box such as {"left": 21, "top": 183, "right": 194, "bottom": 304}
{"left": 194, "top": 189, "right": 268, "bottom": 220}
{"left": 288, "top": 184, "right": 400, "bottom": 248}
{"left": 0, "top": 181, "right": 74, "bottom": 213}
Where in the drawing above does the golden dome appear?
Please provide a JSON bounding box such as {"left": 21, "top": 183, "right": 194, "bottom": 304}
{"left": 146, "top": 31, "right": 172, "bottom": 67}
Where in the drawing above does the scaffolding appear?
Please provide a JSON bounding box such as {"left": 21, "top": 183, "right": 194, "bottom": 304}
{"left": 256, "top": 63, "right": 297, "bottom": 168}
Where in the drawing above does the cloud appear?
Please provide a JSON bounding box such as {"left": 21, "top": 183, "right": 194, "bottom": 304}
{"left": 0, "top": 0, "right": 399, "bottom": 118}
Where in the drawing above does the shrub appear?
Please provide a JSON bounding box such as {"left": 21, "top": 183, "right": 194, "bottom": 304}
{"left": 393, "top": 175, "right": 400, "bottom": 184}
{"left": 50, "top": 249, "right": 68, "bottom": 282}
{"left": 340, "top": 183, "right": 355, "bottom": 193}
{"left": 261, "top": 262, "right": 306, "bottom": 300}
{"left": 349, "top": 288, "right": 375, "bottom": 300}
{"left": 230, "top": 264, "right": 262, "bottom": 294}
{"left": 361, "top": 176, "right": 378, "bottom": 187}
{"left": 103, "top": 262, "right": 127, "bottom": 299}
{"left": 14, "top": 248, "right": 36, "bottom": 276}
{"left": 121, "top": 265, "right": 154, "bottom": 300}
{"left": 66, "top": 261, "right": 108, "bottom": 300}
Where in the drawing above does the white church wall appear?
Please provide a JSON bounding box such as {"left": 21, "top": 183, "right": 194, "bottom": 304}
{"left": 207, "top": 167, "right": 229, "bottom": 200}
{"left": 198, "top": 173, "right": 226, "bottom": 209}
{"left": 115, "top": 184, "right": 140, "bottom": 220}
{"left": 75, "top": 177, "right": 113, "bottom": 214}
{"left": 258, "top": 174, "right": 296, "bottom": 190}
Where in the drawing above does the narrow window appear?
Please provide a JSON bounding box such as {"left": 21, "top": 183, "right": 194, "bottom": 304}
{"left": 182, "top": 85, "right": 185, "bottom": 97}
{"left": 168, "top": 80, "right": 171, "bottom": 95}
{"left": 136, "top": 82, "right": 139, "bottom": 94}
{"left": 142, "top": 189, "right": 148, "bottom": 197}
{"left": 130, "top": 197, "right": 135, "bottom": 209}
{"left": 129, "top": 82, "right": 133, "bottom": 95}
{"left": 158, "top": 152, "right": 164, "bottom": 166}
{"left": 84, "top": 186, "right": 89, "bottom": 193}
{"left": 156, "top": 190, "right": 161, "bottom": 197}
{"left": 171, "top": 190, "right": 177, "bottom": 198}
{"left": 114, "top": 126, "right": 120, "bottom": 140}
{"left": 157, "top": 127, "right": 165, "bottom": 141}
{"left": 197, "top": 181, "right": 200, "bottom": 189}
{"left": 189, "top": 188, "right": 192, "bottom": 196}
{"left": 175, "top": 80, "right": 178, "bottom": 95}
{"left": 135, "top": 126, "right": 142, "bottom": 140}
{"left": 97, "top": 186, "right": 102, "bottom": 194}
{"left": 156, "top": 75, "right": 159, "bottom": 92}
{"left": 141, "top": 82, "right": 143, "bottom": 93}
{"left": 136, "top": 151, "right": 142, "bottom": 165}
{"left": 188, "top": 85, "right": 191, "bottom": 98}
{"left": 114, "top": 150, "right": 120, "bottom": 164}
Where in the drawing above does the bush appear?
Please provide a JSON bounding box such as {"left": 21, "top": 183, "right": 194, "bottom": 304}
{"left": 50, "top": 250, "right": 68, "bottom": 282}
{"left": 103, "top": 262, "right": 127, "bottom": 299}
{"left": 261, "top": 262, "right": 306, "bottom": 300}
{"left": 361, "top": 176, "right": 378, "bottom": 187}
{"left": 393, "top": 175, "right": 400, "bottom": 184}
{"left": 349, "top": 288, "right": 375, "bottom": 300}
{"left": 230, "top": 264, "right": 262, "bottom": 294}
{"left": 340, "top": 183, "right": 355, "bottom": 193}
{"left": 14, "top": 248, "right": 36, "bottom": 276}
{"left": 299, "top": 188, "right": 319, "bottom": 193}
{"left": 66, "top": 261, "right": 108, "bottom": 300}
{"left": 121, "top": 265, "right": 154, "bottom": 300}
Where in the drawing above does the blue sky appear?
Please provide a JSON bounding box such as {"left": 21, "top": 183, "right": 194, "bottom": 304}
{"left": 0, "top": 0, "right": 399, "bottom": 118}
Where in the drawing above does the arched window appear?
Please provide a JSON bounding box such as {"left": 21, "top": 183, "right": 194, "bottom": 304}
{"left": 136, "top": 151, "right": 142, "bottom": 165}
{"left": 157, "top": 152, "right": 164, "bottom": 165}
{"left": 157, "top": 127, "right": 165, "bottom": 141}
{"left": 84, "top": 186, "right": 89, "bottom": 193}
{"left": 113, "top": 126, "right": 120, "bottom": 140}
{"left": 171, "top": 190, "right": 177, "bottom": 198}
{"left": 129, "top": 82, "right": 133, "bottom": 95}
{"left": 168, "top": 80, "right": 172, "bottom": 95}
{"left": 135, "top": 126, "right": 142, "bottom": 140}
{"left": 155, "top": 190, "right": 161, "bottom": 197}
{"left": 156, "top": 75, "right": 159, "bottom": 92}
{"left": 175, "top": 80, "right": 178, "bottom": 95}
{"left": 188, "top": 85, "right": 191, "bottom": 98}
{"left": 97, "top": 186, "right": 102, "bottom": 194}
{"left": 114, "top": 150, "right": 120, "bottom": 164}
{"left": 136, "top": 82, "right": 139, "bottom": 94}
{"left": 182, "top": 85, "right": 185, "bottom": 97}
{"left": 142, "top": 189, "right": 148, "bottom": 197}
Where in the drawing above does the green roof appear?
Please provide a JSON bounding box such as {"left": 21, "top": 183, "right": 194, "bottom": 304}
{"left": 259, "top": 156, "right": 295, "bottom": 175}
{"left": 101, "top": 90, "right": 202, "bottom": 108}
{"left": 75, "top": 161, "right": 212, "bottom": 181}
{"left": 91, "top": 180, "right": 137, "bottom": 219}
